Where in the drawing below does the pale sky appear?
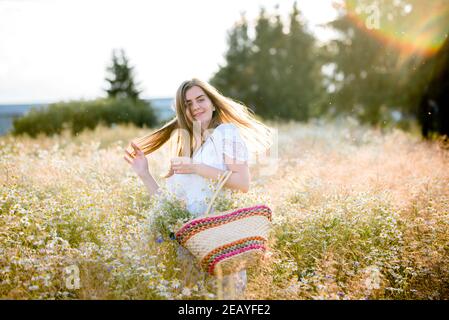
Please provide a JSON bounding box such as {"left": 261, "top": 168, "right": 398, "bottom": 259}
{"left": 0, "top": 0, "right": 337, "bottom": 104}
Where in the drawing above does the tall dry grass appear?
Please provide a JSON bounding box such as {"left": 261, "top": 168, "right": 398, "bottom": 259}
{"left": 1, "top": 118, "right": 448, "bottom": 299}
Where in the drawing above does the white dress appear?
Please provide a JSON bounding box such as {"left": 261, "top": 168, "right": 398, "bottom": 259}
{"left": 164, "top": 123, "right": 249, "bottom": 299}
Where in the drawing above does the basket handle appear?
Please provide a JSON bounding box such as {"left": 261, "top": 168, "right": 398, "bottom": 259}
{"left": 204, "top": 170, "right": 233, "bottom": 216}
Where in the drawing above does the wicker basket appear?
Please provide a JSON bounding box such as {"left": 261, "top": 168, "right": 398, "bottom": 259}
{"left": 175, "top": 170, "right": 272, "bottom": 276}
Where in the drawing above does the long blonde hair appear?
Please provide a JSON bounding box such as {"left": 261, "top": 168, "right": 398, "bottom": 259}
{"left": 125, "top": 78, "right": 274, "bottom": 176}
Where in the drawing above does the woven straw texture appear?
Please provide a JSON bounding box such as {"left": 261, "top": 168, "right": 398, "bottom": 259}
{"left": 175, "top": 170, "right": 272, "bottom": 276}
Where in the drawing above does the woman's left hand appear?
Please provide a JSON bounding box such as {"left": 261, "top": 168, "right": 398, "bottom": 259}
{"left": 170, "top": 157, "right": 199, "bottom": 174}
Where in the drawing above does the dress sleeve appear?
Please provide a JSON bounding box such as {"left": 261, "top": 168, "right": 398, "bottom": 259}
{"left": 219, "top": 124, "right": 249, "bottom": 163}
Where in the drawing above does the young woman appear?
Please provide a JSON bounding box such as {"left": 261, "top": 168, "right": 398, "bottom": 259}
{"left": 123, "top": 78, "right": 273, "bottom": 299}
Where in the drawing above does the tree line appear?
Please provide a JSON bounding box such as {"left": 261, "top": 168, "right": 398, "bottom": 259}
{"left": 12, "top": 48, "right": 157, "bottom": 137}
{"left": 13, "top": 0, "right": 449, "bottom": 139}
{"left": 211, "top": 0, "right": 449, "bottom": 138}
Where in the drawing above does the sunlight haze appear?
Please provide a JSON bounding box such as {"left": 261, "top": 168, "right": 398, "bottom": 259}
{"left": 0, "top": 0, "right": 337, "bottom": 103}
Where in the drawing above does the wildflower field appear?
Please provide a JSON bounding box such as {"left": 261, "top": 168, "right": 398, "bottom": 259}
{"left": 1, "top": 119, "right": 448, "bottom": 299}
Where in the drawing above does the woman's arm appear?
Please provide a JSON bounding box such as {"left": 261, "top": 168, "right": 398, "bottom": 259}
{"left": 169, "top": 159, "right": 250, "bottom": 192}
{"left": 194, "top": 158, "right": 250, "bottom": 193}
{"left": 137, "top": 171, "right": 161, "bottom": 197}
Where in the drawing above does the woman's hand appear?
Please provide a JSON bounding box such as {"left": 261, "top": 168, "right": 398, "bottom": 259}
{"left": 170, "top": 156, "right": 199, "bottom": 174}
{"left": 163, "top": 165, "right": 175, "bottom": 178}
{"left": 124, "top": 142, "right": 149, "bottom": 177}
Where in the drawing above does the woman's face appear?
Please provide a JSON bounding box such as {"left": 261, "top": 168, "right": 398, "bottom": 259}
{"left": 185, "top": 85, "right": 214, "bottom": 129}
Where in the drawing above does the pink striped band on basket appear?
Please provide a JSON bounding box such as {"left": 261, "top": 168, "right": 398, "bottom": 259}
{"left": 200, "top": 236, "right": 267, "bottom": 275}
{"left": 175, "top": 204, "right": 272, "bottom": 246}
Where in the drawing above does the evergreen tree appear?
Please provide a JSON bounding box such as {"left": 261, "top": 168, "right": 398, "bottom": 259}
{"left": 282, "top": 1, "right": 321, "bottom": 121}
{"left": 211, "top": 4, "right": 323, "bottom": 121}
{"left": 104, "top": 48, "right": 143, "bottom": 102}
{"left": 210, "top": 13, "right": 254, "bottom": 108}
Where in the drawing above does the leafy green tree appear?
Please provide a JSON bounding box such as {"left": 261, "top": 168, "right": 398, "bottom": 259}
{"left": 398, "top": 0, "right": 449, "bottom": 133}
{"left": 12, "top": 98, "right": 158, "bottom": 137}
{"left": 324, "top": 0, "right": 409, "bottom": 125}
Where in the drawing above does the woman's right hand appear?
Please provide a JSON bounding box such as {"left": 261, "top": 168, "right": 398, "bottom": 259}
{"left": 124, "top": 141, "right": 149, "bottom": 177}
